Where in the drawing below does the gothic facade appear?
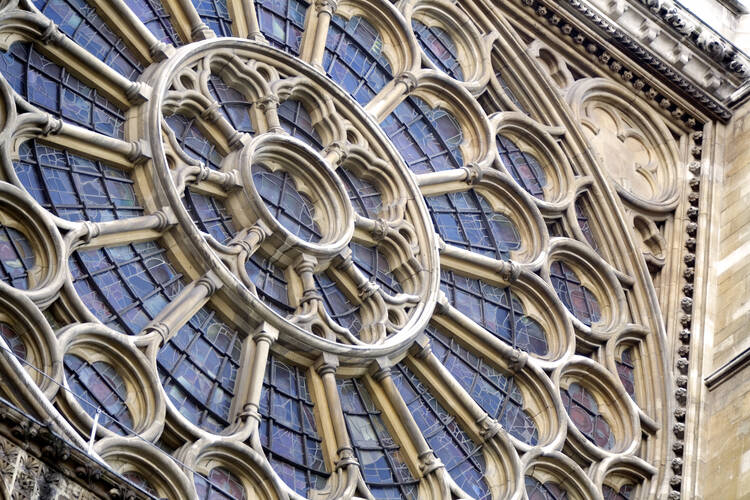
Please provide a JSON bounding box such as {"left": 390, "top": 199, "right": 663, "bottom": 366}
{"left": 0, "top": 0, "right": 746, "bottom": 498}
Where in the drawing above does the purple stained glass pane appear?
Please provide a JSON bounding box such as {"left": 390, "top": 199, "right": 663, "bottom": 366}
{"left": 64, "top": 354, "right": 133, "bottom": 435}
{"left": 191, "top": 0, "right": 233, "bottom": 37}
{"left": 616, "top": 347, "right": 637, "bottom": 401}
{"left": 256, "top": 0, "right": 308, "bottom": 55}
{"left": 427, "top": 326, "right": 539, "bottom": 444}
{"left": 440, "top": 271, "right": 548, "bottom": 355}
{"left": 497, "top": 135, "right": 546, "bottom": 199}
{"left": 525, "top": 476, "right": 569, "bottom": 500}
{"left": 15, "top": 140, "right": 142, "bottom": 223}
{"left": 259, "top": 356, "right": 328, "bottom": 496}
{"left": 412, "top": 20, "right": 464, "bottom": 80}
{"left": 0, "top": 42, "right": 125, "bottom": 137}
{"left": 70, "top": 241, "right": 183, "bottom": 335}
{"left": 127, "top": 0, "right": 182, "bottom": 45}
{"left": 314, "top": 273, "right": 362, "bottom": 335}
{"left": 426, "top": 190, "right": 521, "bottom": 260}
{"left": 252, "top": 164, "right": 321, "bottom": 242}
{"left": 33, "top": 0, "right": 143, "bottom": 79}
{"left": 0, "top": 225, "right": 35, "bottom": 290}
{"left": 122, "top": 471, "right": 158, "bottom": 496}
{"left": 158, "top": 306, "right": 242, "bottom": 432}
{"left": 194, "top": 467, "right": 246, "bottom": 500}
{"left": 324, "top": 15, "right": 393, "bottom": 104}
{"left": 550, "top": 260, "right": 601, "bottom": 326}
{"left": 0, "top": 322, "right": 27, "bottom": 360}
{"left": 381, "top": 96, "right": 463, "bottom": 174}
{"left": 575, "top": 197, "right": 600, "bottom": 252}
{"left": 603, "top": 484, "right": 635, "bottom": 500}
{"left": 338, "top": 378, "right": 418, "bottom": 498}
{"left": 560, "top": 382, "right": 615, "bottom": 450}
{"left": 496, "top": 71, "right": 528, "bottom": 113}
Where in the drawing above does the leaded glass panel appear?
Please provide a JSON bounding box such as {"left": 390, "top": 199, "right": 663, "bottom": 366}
{"left": 550, "top": 261, "right": 601, "bottom": 326}
{"left": 128, "top": 0, "right": 182, "bottom": 46}
{"left": 255, "top": 0, "right": 308, "bottom": 55}
{"left": 616, "top": 347, "right": 637, "bottom": 401}
{"left": 603, "top": 484, "right": 634, "bottom": 499}
{"left": 278, "top": 99, "right": 323, "bottom": 148}
{"left": 184, "top": 190, "right": 236, "bottom": 244}
{"left": 525, "top": 476, "right": 568, "bottom": 500}
{"left": 351, "top": 243, "right": 402, "bottom": 297}
{"left": 496, "top": 135, "right": 546, "bottom": 199}
{"left": 194, "top": 467, "right": 247, "bottom": 500}
{"left": 166, "top": 114, "right": 224, "bottom": 170}
{"left": 575, "top": 197, "right": 599, "bottom": 252}
{"left": 560, "top": 382, "right": 615, "bottom": 450}
{"left": 314, "top": 273, "right": 362, "bottom": 334}
{"left": 191, "top": 0, "right": 233, "bottom": 37}
{"left": 207, "top": 75, "right": 255, "bottom": 134}
{"left": 245, "top": 254, "right": 293, "bottom": 315}
{"left": 0, "top": 225, "right": 35, "bottom": 290}
{"left": 338, "top": 167, "right": 383, "bottom": 218}
{"left": 411, "top": 20, "right": 463, "bottom": 80}
{"left": 0, "top": 323, "right": 27, "bottom": 360}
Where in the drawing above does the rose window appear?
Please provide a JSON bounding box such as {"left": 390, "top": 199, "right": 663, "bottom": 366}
{"left": 0, "top": 0, "right": 671, "bottom": 499}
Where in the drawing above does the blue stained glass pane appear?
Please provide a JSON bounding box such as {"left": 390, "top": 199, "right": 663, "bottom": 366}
{"left": 496, "top": 135, "right": 546, "bottom": 199}
{"left": 194, "top": 467, "right": 247, "bottom": 500}
{"left": 70, "top": 241, "right": 183, "bottom": 335}
{"left": 0, "top": 323, "right": 27, "bottom": 360}
{"left": 64, "top": 354, "right": 133, "bottom": 435}
{"left": 208, "top": 74, "right": 255, "bottom": 134}
{"left": 338, "top": 378, "right": 418, "bottom": 499}
{"left": 15, "top": 140, "right": 142, "bottom": 223}
{"left": 278, "top": 99, "right": 323, "bottom": 149}
{"left": 603, "top": 484, "right": 634, "bottom": 500}
{"left": 158, "top": 306, "right": 242, "bottom": 432}
{"left": 324, "top": 15, "right": 393, "bottom": 105}
{"left": 314, "top": 273, "right": 362, "bottom": 335}
{"left": 33, "top": 0, "right": 143, "bottom": 79}
{"left": 184, "top": 189, "right": 237, "bottom": 244}
{"left": 259, "top": 356, "right": 328, "bottom": 495}
{"left": 253, "top": 164, "right": 321, "bottom": 242}
{"left": 338, "top": 167, "right": 382, "bottom": 219}
{"left": 440, "top": 271, "right": 548, "bottom": 356}
{"left": 351, "top": 242, "right": 403, "bottom": 297}
{"left": 575, "top": 197, "right": 599, "bottom": 252}
{"left": 166, "top": 114, "right": 224, "bottom": 170}
{"left": 426, "top": 190, "right": 521, "bottom": 260}
{"left": 127, "top": 0, "right": 182, "bottom": 45}
{"left": 411, "top": 20, "right": 463, "bottom": 80}
{"left": 495, "top": 71, "right": 528, "bottom": 113}
{"left": 0, "top": 42, "right": 125, "bottom": 137}
{"left": 381, "top": 96, "right": 463, "bottom": 174}
{"left": 191, "top": 0, "right": 233, "bottom": 37}
{"left": 245, "top": 253, "right": 293, "bottom": 314}
{"left": 0, "top": 225, "right": 35, "bottom": 290}
{"left": 549, "top": 260, "right": 601, "bottom": 326}
{"left": 392, "top": 364, "right": 491, "bottom": 500}
{"left": 525, "top": 476, "right": 569, "bottom": 500}
{"left": 427, "top": 326, "right": 538, "bottom": 445}
{"left": 560, "top": 382, "right": 615, "bottom": 450}
{"left": 256, "top": 0, "right": 308, "bottom": 55}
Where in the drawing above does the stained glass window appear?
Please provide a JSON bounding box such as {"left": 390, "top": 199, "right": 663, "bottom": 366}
{"left": 122, "top": 470, "right": 158, "bottom": 496}
{"left": 0, "top": 225, "right": 35, "bottom": 290}
{"left": 278, "top": 99, "right": 323, "bottom": 149}
{"left": 560, "top": 382, "right": 615, "bottom": 450}
{"left": 184, "top": 190, "right": 237, "bottom": 244}
{"left": 158, "top": 306, "right": 242, "bottom": 432}
{"left": 245, "top": 254, "right": 294, "bottom": 315}
{"left": 324, "top": 15, "right": 393, "bottom": 105}
{"left": 496, "top": 135, "right": 546, "bottom": 199}
{"left": 166, "top": 114, "right": 224, "bottom": 170}
{"left": 440, "top": 271, "right": 548, "bottom": 355}
{"left": 314, "top": 273, "right": 362, "bottom": 334}
{"left": 70, "top": 241, "right": 183, "bottom": 335}
{"left": 0, "top": 323, "right": 27, "bottom": 360}
{"left": 64, "top": 353, "right": 133, "bottom": 434}
{"left": 207, "top": 75, "right": 255, "bottom": 134}
{"left": 381, "top": 96, "right": 463, "bottom": 174}
{"left": 255, "top": 0, "right": 308, "bottom": 55}
{"left": 128, "top": 0, "right": 182, "bottom": 46}
{"left": 252, "top": 164, "right": 321, "bottom": 242}
{"left": 549, "top": 261, "right": 601, "bottom": 326}
{"left": 603, "top": 484, "right": 634, "bottom": 499}
{"left": 0, "top": 42, "right": 125, "bottom": 137}
{"left": 525, "top": 476, "right": 568, "bottom": 500}
{"left": 339, "top": 167, "right": 383, "bottom": 219}
{"left": 194, "top": 467, "right": 247, "bottom": 500}
{"left": 338, "top": 378, "right": 418, "bottom": 499}
{"left": 351, "top": 243, "right": 403, "bottom": 297}
{"left": 616, "top": 347, "right": 637, "bottom": 401}
{"left": 260, "top": 356, "right": 328, "bottom": 496}
{"left": 575, "top": 197, "right": 599, "bottom": 251}
{"left": 33, "top": 0, "right": 144, "bottom": 79}
{"left": 15, "top": 140, "right": 142, "bottom": 223}
{"left": 426, "top": 190, "right": 521, "bottom": 259}
{"left": 427, "top": 326, "right": 538, "bottom": 444}
{"left": 392, "top": 363, "right": 491, "bottom": 500}
{"left": 496, "top": 71, "right": 527, "bottom": 113}
{"left": 411, "top": 20, "right": 463, "bottom": 80}
{"left": 191, "top": 0, "right": 233, "bottom": 37}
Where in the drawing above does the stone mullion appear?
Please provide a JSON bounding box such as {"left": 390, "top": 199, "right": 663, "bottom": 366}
{"left": 139, "top": 271, "right": 222, "bottom": 344}
{"left": 301, "top": 0, "right": 337, "bottom": 69}
{"left": 240, "top": 0, "right": 264, "bottom": 42}
{"left": 172, "top": 163, "right": 242, "bottom": 199}
{"left": 364, "top": 72, "right": 418, "bottom": 123}
{"left": 87, "top": 0, "right": 173, "bottom": 62}
{"left": 437, "top": 236, "right": 518, "bottom": 287}
{"left": 315, "top": 354, "right": 360, "bottom": 499}
{"left": 65, "top": 208, "right": 176, "bottom": 253}
{"left": 160, "top": 0, "right": 214, "bottom": 42}
{"left": 234, "top": 322, "right": 278, "bottom": 437}
{"left": 415, "top": 164, "right": 484, "bottom": 196}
